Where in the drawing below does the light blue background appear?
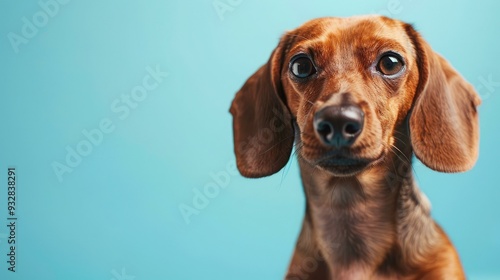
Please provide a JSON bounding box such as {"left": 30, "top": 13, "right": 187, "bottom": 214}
{"left": 0, "top": 1, "right": 499, "bottom": 279}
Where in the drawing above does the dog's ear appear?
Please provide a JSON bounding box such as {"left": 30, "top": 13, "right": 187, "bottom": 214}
{"left": 229, "top": 35, "right": 294, "bottom": 178}
{"left": 405, "top": 25, "right": 481, "bottom": 172}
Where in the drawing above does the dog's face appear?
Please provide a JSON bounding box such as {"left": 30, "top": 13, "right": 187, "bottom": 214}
{"left": 230, "top": 16, "right": 480, "bottom": 178}
{"left": 281, "top": 17, "right": 419, "bottom": 176}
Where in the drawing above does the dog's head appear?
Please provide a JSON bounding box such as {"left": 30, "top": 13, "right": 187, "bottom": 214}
{"left": 230, "top": 16, "right": 480, "bottom": 178}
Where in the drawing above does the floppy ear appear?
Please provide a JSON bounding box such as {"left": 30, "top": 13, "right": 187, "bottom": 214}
{"left": 406, "top": 25, "right": 481, "bottom": 172}
{"left": 229, "top": 36, "right": 294, "bottom": 178}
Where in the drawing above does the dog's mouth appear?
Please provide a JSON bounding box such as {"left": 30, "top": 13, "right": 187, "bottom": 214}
{"left": 306, "top": 149, "right": 386, "bottom": 177}
{"left": 316, "top": 156, "right": 370, "bottom": 176}
{"left": 298, "top": 132, "right": 387, "bottom": 176}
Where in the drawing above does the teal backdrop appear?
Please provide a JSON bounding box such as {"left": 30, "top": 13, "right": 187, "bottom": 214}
{"left": 1, "top": 1, "right": 499, "bottom": 279}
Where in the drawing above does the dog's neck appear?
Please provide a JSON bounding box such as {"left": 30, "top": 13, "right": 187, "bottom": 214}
{"left": 295, "top": 127, "right": 439, "bottom": 276}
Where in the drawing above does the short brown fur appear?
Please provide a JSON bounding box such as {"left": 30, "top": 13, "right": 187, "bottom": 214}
{"left": 230, "top": 15, "right": 479, "bottom": 279}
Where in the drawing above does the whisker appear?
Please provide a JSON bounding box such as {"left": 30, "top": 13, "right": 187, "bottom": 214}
{"left": 386, "top": 144, "right": 409, "bottom": 167}
{"left": 390, "top": 143, "right": 412, "bottom": 165}
{"left": 256, "top": 134, "right": 295, "bottom": 156}
{"left": 278, "top": 137, "right": 304, "bottom": 191}
{"left": 383, "top": 142, "right": 421, "bottom": 183}
{"left": 390, "top": 131, "right": 422, "bottom": 180}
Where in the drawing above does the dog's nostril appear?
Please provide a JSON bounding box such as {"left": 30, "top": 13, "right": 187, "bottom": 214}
{"left": 316, "top": 121, "right": 335, "bottom": 142}
{"left": 317, "top": 121, "right": 333, "bottom": 135}
{"left": 344, "top": 123, "right": 360, "bottom": 136}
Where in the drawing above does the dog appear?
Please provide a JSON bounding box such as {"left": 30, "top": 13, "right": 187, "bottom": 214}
{"left": 229, "top": 15, "right": 480, "bottom": 279}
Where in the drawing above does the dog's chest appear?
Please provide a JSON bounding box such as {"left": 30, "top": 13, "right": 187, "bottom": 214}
{"left": 307, "top": 178, "right": 397, "bottom": 263}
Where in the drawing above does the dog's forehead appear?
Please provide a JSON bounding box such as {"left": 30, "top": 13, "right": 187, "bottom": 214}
{"left": 287, "top": 16, "right": 413, "bottom": 54}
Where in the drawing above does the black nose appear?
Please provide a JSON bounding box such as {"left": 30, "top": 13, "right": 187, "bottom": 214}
{"left": 313, "top": 105, "right": 364, "bottom": 147}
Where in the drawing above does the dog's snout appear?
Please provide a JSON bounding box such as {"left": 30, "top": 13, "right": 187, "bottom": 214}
{"left": 313, "top": 105, "right": 364, "bottom": 147}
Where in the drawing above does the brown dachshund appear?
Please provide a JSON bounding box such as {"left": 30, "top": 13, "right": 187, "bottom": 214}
{"left": 230, "top": 16, "right": 480, "bottom": 279}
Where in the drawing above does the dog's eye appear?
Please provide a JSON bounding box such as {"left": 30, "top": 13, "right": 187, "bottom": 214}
{"left": 377, "top": 54, "right": 404, "bottom": 76}
{"left": 290, "top": 55, "right": 316, "bottom": 78}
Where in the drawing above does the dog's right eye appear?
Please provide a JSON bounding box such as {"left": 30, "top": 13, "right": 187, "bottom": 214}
{"left": 290, "top": 55, "right": 316, "bottom": 79}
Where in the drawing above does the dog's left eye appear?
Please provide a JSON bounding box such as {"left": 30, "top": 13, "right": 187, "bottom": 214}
{"left": 290, "top": 55, "right": 316, "bottom": 79}
{"left": 377, "top": 53, "right": 404, "bottom": 76}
